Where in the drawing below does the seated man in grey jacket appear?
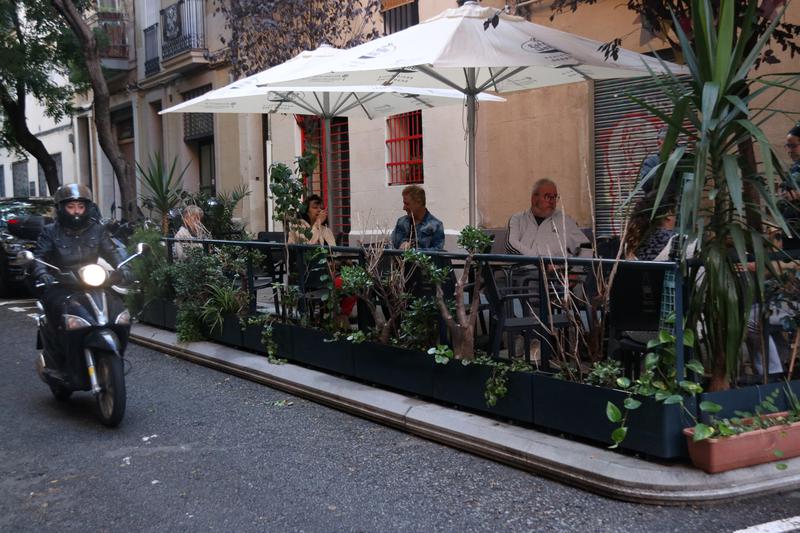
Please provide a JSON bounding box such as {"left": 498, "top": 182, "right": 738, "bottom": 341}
{"left": 506, "top": 178, "right": 590, "bottom": 258}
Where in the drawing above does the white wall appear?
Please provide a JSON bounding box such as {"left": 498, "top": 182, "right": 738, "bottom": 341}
{"left": 0, "top": 91, "right": 75, "bottom": 197}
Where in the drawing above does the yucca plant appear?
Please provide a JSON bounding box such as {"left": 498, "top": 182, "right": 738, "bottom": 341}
{"left": 137, "top": 153, "right": 188, "bottom": 235}
{"left": 637, "top": 0, "right": 799, "bottom": 390}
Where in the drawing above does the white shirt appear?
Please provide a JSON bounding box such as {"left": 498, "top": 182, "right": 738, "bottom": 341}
{"left": 506, "top": 209, "right": 590, "bottom": 257}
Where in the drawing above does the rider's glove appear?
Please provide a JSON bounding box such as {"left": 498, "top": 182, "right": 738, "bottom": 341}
{"left": 121, "top": 268, "right": 136, "bottom": 284}
{"left": 38, "top": 274, "right": 56, "bottom": 288}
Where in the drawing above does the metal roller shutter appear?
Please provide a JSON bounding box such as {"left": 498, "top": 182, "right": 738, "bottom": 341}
{"left": 593, "top": 76, "right": 689, "bottom": 237}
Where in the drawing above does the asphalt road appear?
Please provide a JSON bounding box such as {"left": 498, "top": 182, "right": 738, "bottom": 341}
{"left": 1, "top": 298, "right": 799, "bottom": 533}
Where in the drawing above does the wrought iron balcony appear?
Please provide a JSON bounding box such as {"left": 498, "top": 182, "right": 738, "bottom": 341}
{"left": 160, "top": 0, "right": 206, "bottom": 61}
{"left": 144, "top": 23, "right": 160, "bottom": 76}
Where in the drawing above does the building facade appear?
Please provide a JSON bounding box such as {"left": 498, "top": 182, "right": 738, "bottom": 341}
{"left": 73, "top": 0, "right": 799, "bottom": 242}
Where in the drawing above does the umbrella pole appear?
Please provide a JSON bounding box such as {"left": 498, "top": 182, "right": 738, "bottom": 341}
{"left": 322, "top": 117, "right": 336, "bottom": 234}
{"left": 467, "top": 92, "right": 477, "bottom": 227}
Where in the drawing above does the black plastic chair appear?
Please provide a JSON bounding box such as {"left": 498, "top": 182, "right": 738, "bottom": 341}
{"left": 482, "top": 263, "right": 546, "bottom": 362}
{"left": 607, "top": 264, "right": 667, "bottom": 379}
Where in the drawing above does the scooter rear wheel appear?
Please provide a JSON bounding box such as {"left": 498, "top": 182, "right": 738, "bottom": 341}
{"left": 94, "top": 351, "right": 126, "bottom": 427}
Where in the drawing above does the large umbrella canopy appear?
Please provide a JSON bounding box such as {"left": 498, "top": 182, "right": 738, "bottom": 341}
{"left": 160, "top": 44, "right": 504, "bottom": 230}
{"left": 267, "top": 1, "right": 689, "bottom": 224}
{"left": 161, "top": 83, "right": 504, "bottom": 117}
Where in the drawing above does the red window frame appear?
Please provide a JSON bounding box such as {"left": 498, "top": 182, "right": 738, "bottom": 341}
{"left": 385, "top": 110, "right": 423, "bottom": 186}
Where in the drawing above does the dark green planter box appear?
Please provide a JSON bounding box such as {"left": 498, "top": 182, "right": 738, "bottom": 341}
{"left": 241, "top": 321, "right": 293, "bottom": 358}
{"left": 532, "top": 374, "right": 694, "bottom": 459}
{"left": 210, "top": 314, "right": 243, "bottom": 347}
{"left": 242, "top": 322, "right": 266, "bottom": 353}
{"left": 139, "top": 299, "right": 164, "bottom": 328}
{"left": 698, "top": 379, "right": 800, "bottom": 421}
{"left": 433, "top": 361, "right": 534, "bottom": 423}
{"left": 352, "top": 342, "right": 434, "bottom": 397}
{"left": 288, "top": 325, "right": 353, "bottom": 375}
{"left": 163, "top": 300, "right": 177, "bottom": 331}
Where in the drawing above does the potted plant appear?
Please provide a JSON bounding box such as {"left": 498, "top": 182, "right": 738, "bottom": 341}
{"left": 126, "top": 227, "right": 176, "bottom": 329}
{"left": 684, "top": 387, "right": 800, "bottom": 473}
{"left": 200, "top": 280, "right": 247, "bottom": 347}
{"left": 636, "top": 0, "right": 799, "bottom": 391}
{"left": 137, "top": 152, "right": 187, "bottom": 236}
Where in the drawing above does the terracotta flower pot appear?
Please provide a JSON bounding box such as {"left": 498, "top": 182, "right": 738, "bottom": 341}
{"left": 683, "top": 413, "right": 800, "bottom": 474}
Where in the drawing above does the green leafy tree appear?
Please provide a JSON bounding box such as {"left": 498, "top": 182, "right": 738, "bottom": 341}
{"left": 213, "top": 0, "right": 382, "bottom": 78}
{"left": 0, "top": 0, "right": 86, "bottom": 195}
{"left": 49, "top": 0, "right": 137, "bottom": 220}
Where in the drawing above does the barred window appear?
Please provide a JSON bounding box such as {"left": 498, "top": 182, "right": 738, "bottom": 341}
{"left": 386, "top": 110, "right": 423, "bottom": 186}
{"left": 382, "top": 0, "right": 419, "bottom": 34}
{"left": 182, "top": 85, "right": 213, "bottom": 141}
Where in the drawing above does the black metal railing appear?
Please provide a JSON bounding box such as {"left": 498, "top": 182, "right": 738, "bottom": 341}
{"left": 144, "top": 23, "right": 160, "bottom": 76}
{"left": 160, "top": 0, "right": 205, "bottom": 61}
{"left": 159, "top": 237, "right": 688, "bottom": 380}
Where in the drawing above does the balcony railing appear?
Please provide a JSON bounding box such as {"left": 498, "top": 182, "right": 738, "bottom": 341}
{"left": 160, "top": 0, "right": 205, "bottom": 61}
{"left": 92, "top": 11, "right": 129, "bottom": 59}
{"left": 144, "top": 23, "right": 160, "bottom": 76}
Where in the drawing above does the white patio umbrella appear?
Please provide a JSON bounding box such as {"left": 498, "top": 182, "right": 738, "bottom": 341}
{"left": 161, "top": 45, "right": 504, "bottom": 230}
{"left": 266, "top": 1, "right": 689, "bottom": 225}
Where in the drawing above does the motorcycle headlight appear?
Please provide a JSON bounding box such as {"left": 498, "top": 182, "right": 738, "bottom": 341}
{"left": 64, "top": 314, "right": 91, "bottom": 330}
{"left": 115, "top": 310, "right": 131, "bottom": 325}
{"left": 79, "top": 264, "right": 108, "bottom": 287}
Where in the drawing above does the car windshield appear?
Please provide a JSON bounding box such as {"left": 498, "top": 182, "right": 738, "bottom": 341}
{"left": 0, "top": 199, "right": 54, "bottom": 230}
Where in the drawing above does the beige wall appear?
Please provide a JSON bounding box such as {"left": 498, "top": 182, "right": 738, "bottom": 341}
{"left": 346, "top": 105, "right": 470, "bottom": 243}
{"left": 478, "top": 82, "right": 593, "bottom": 228}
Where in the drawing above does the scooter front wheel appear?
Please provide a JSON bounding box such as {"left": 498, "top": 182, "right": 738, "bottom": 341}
{"left": 94, "top": 351, "right": 126, "bottom": 427}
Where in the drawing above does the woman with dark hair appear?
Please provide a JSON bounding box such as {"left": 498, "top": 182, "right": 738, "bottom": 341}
{"left": 622, "top": 192, "right": 678, "bottom": 262}
{"left": 288, "top": 194, "right": 336, "bottom": 246}
{"left": 287, "top": 194, "right": 355, "bottom": 329}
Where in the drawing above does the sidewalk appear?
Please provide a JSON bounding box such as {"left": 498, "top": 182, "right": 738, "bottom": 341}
{"left": 131, "top": 324, "right": 800, "bottom": 505}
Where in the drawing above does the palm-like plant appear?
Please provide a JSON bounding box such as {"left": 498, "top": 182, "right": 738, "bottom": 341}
{"left": 638, "top": 0, "right": 799, "bottom": 390}
{"left": 137, "top": 153, "right": 188, "bottom": 235}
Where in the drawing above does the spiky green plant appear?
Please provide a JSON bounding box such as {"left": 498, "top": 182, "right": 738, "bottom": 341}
{"left": 637, "top": 0, "right": 799, "bottom": 390}
{"left": 137, "top": 153, "right": 188, "bottom": 235}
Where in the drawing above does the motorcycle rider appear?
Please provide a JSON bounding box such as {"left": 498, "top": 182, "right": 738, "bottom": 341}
{"left": 31, "top": 184, "right": 133, "bottom": 335}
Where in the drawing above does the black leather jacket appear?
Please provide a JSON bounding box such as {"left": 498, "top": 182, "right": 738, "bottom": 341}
{"left": 32, "top": 221, "right": 128, "bottom": 282}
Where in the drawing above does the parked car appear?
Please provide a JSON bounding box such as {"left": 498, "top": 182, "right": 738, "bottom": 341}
{"left": 0, "top": 197, "right": 54, "bottom": 297}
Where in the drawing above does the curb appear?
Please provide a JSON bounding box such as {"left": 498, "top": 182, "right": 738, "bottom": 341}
{"left": 131, "top": 324, "right": 800, "bottom": 505}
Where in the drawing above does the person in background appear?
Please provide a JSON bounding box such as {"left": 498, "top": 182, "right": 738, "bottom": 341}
{"left": 779, "top": 124, "right": 800, "bottom": 249}
{"left": 622, "top": 191, "right": 678, "bottom": 262}
{"left": 289, "top": 194, "right": 355, "bottom": 329}
{"left": 638, "top": 126, "right": 667, "bottom": 193}
{"left": 288, "top": 194, "right": 336, "bottom": 247}
{"left": 506, "top": 178, "right": 590, "bottom": 258}
{"left": 174, "top": 205, "right": 210, "bottom": 261}
{"left": 391, "top": 185, "right": 445, "bottom": 252}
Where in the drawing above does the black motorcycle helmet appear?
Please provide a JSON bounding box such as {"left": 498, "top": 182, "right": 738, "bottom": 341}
{"left": 54, "top": 183, "right": 94, "bottom": 231}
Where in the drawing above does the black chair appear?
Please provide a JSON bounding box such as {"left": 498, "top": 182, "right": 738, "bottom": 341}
{"left": 482, "top": 263, "right": 550, "bottom": 362}
{"left": 607, "top": 263, "right": 667, "bottom": 379}
{"left": 249, "top": 232, "right": 287, "bottom": 314}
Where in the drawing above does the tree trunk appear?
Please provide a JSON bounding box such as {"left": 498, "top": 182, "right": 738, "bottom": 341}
{"left": 708, "top": 342, "right": 730, "bottom": 391}
{"left": 50, "top": 0, "right": 137, "bottom": 221}
{"left": 0, "top": 85, "right": 61, "bottom": 195}
{"left": 451, "top": 324, "right": 475, "bottom": 360}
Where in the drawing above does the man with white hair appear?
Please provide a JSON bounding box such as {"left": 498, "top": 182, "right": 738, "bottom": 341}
{"left": 506, "top": 178, "right": 590, "bottom": 258}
